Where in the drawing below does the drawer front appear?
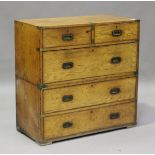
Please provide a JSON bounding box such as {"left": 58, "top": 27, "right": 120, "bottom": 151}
{"left": 43, "top": 43, "right": 137, "bottom": 83}
{"left": 43, "top": 77, "right": 136, "bottom": 113}
{"left": 95, "top": 22, "right": 138, "bottom": 43}
{"left": 43, "top": 26, "right": 91, "bottom": 48}
{"left": 44, "top": 102, "right": 136, "bottom": 140}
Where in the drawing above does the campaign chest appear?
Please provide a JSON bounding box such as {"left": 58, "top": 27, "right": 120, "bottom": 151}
{"left": 15, "top": 15, "right": 140, "bottom": 145}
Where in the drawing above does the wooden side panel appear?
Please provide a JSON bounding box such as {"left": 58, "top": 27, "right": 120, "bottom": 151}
{"left": 43, "top": 26, "right": 91, "bottom": 48}
{"left": 15, "top": 21, "right": 41, "bottom": 84}
{"left": 135, "top": 20, "right": 140, "bottom": 123}
{"left": 43, "top": 43, "right": 137, "bottom": 83}
{"left": 43, "top": 77, "right": 136, "bottom": 113}
{"left": 95, "top": 22, "right": 138, "bottom": 43}
{"left": 44, "top": 102, "right": 136, "bottom": 140}
{"left": 16, "top": 78, "right": 41, "bottom": 142}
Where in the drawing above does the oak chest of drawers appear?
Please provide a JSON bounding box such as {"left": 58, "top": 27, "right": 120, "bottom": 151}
{"left": 15, "top": 15, "right": 140, "bottom": 145}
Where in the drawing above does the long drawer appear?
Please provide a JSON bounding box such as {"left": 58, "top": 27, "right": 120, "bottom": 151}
{"left": 43, "top": 43, "right": 137, "bottom": 83}
{"left": 43, "top": 102, "right": 136, "bottom": 140}
{"left": 43, "top": 77, "right": 136, "bottom": 113}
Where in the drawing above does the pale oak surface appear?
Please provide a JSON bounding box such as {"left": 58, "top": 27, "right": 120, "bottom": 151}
{"left": 43, "top": 43, "right": 137, "bottom": 83}
{"left": 17, "top": 15, "right": 136, "bottom": 28}
{"left": 43, "top": 77, "right": 136, "bottom": 113}
{"left": 0, "top": 82, "right": 155, "bottom": 153}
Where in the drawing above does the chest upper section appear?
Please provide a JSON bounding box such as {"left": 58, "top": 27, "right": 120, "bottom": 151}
{"left": 42, "top": 22, "right": 138, "bottom": 48}
{"left": 18, "top": 15, "right": 139, "bottom": 50}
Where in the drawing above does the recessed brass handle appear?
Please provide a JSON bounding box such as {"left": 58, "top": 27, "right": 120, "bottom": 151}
{"left": 62, "top": 33, "right": 74, "bottom": 41}
{"left": 62, "top": 62, "right": 74, "bottom": 69}
{"left": 112, "top": 29, "right": 123, "bottom": 36}
{"left": 110, "top": 112, "right": 120, "bottom": 119}
{"left": 62, "top": 95, "right": 73, "bottom": 102}
{"left": 110, "top": 88, "right": 120, "bottom": 95}
{"left": 63, "top": 122, "right": 73, "bottom": 128}
{"left": 111, "top": 57, "right": 122, "bottom": 64}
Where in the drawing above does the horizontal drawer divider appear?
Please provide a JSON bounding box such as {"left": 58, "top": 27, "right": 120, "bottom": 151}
{"left": 41, "top": 72, "right": 137, "bottom": 90}
{"left": 39, "top": 40, "right": 139, "bottom": 52}
{"left": 15, "top": 72, "right": 137, "bottom": 89}
{"left": 40, "top": 98, "right": 136, "bottom": 117}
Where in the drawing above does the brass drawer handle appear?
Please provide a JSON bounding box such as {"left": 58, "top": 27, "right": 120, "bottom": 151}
{"left": 62, "top": 95, "right": 73, "bottom": 102}
{"left": 63, "top": 122, "right": 73, "bottom": 128}
{"left": 110, "top": 88, "right": 120, "bottom": 95}
{"left": 110, "top": 112, "right": 120, "bottom": 119}
{"left": 111, "top": 57, "right": 122, "bottom": 64}
{"left": 62, "top": 33, "right": 74, "bottom": 41}
{"left": 62, "top": 62, "right": 74, "bottom": 69}
{"left": 112, "top": 29, "right": 123, "bottom": 37}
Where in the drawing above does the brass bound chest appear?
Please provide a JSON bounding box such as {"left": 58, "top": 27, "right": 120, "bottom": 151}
{"left": 15, "top": 15, "right": 140, "bottom": 145}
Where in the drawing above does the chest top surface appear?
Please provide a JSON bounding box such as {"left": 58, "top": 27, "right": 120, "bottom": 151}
{"left": 16, "top": 14, "right": 137, "bottom": 28}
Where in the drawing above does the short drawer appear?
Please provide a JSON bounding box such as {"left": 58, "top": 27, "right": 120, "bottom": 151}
{"left": 95, "top": 22, "right": 139, "bottom": 43}
{"left": 44, "top": 102, "right": 136, "bottom": 140}
{"left": 43, "top": 43, "right": 137, "bottom": 83}
{"left": 43, "top": 26, "right": 91, "bottom": 48}
{"left": 43, "top": 77, "right": 136, "bottom": 113}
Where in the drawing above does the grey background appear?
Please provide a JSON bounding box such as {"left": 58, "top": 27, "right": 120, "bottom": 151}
{"left": 0, "top": 1, "right": 155, "bottom": 153}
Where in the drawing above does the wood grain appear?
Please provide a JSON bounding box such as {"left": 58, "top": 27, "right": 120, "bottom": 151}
{"left": 43, "top": 77, "right": 136, "bottom": 113}
{"left": 43, "top": 43, "right": 137, "bottom": 83}
{"left": 44, "top": 72, "right": 136, "bottom": 90}
{"left": 15, "top": 15, "right": 140, "bottom": 144}
{"left": 17, "top": 15, "right": 136, "bottom": 28}
{"left": 15, "top": 21, "right": 41, "bottom": 84}
{"left": 43, "top": 26, "right": 91, "bottom": 48}
{"left": 95, "top": 22, "right": 138, "bottom": 43}
{"left": 40, "top": 41, "right": 137, "bottom": 52}
{"left": 44, "top": 102, "right": 136, "bottom": 140}
{"left": 16, "top": 78, "right": 42, "bottom": 142}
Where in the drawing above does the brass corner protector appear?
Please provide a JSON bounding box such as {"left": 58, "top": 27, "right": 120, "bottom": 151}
{"left": 36, "top": 26, "right": 44, "bottom": 30}
{"left": 37, "top": 84, "right": 47, "bottom": 90}
{"left": 134, "top": 71, "right": 138, "bottom": 76}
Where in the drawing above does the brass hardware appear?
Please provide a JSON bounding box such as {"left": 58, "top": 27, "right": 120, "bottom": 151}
{"left": 112, "top": 29, "right": 123, "bottom": 36}
{"left": 63, "top": 122, "right": 73, "bottom": 128}
{"left": 111, "top": 57, "right": 122, "bottom": 64}
{"left": 37, "top": 84, "right": 47, "bottom": 90}
{"left": 110, "top": 112, "right": 120, "bottom": 119}
{"left": 134, "top": 71, "right": 138, "bottom": 76}
{"left": 62, "top": 34, "right": 74, "bottom": 41}
{"left": 62, "top": 95, "right": 73, "bottom": 102}
{"left": 110, "top": 88, "right": 120, "bottom": 95}
{"left": 62, "top": 62, "right": 74, "bottom": 69}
